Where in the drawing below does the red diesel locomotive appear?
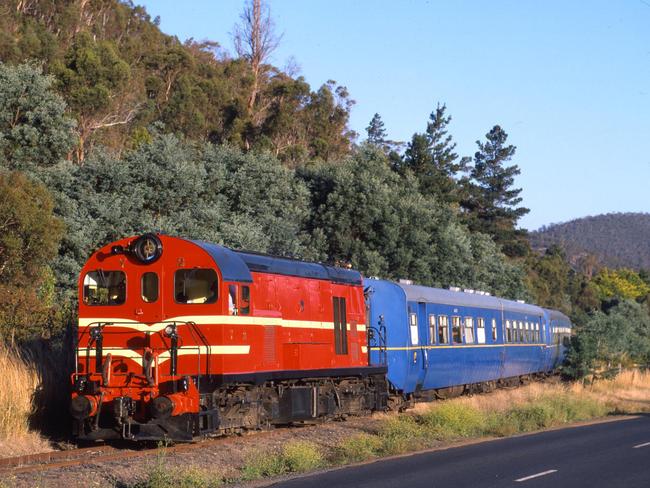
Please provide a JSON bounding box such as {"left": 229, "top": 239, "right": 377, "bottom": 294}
{"left": 71, "top": 234, "right": 387, "bottom": 441}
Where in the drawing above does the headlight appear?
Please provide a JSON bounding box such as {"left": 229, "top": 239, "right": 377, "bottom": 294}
{"left": 164, "top": 324, "right": 176, "bottom": 338}
{"left": 131, "top": 233, "right": 163, "bottom": 264}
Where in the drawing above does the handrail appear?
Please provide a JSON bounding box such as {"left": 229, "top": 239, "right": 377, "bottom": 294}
{"left": 76, "top": 320, "right": 210, "bottom": 382}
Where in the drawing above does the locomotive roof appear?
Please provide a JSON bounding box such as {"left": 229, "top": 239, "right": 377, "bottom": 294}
{"left": 189, "top": 239, "right": 362, "bottom": 285}
{"left": 398, "top": 283, "right": 545, "bottom": 316}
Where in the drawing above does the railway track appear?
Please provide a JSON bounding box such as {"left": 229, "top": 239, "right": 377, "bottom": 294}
{"left": 0, "top": 429, "right": 279, "bottom": 476}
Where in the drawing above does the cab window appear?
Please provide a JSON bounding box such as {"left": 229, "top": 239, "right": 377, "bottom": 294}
{"left": 141, "top": 272, "right": 159, "bottom": 303}
{"left": 240, "top": 286, "right": 250, "bottom": 315}
{"left": 83, "top": 270, "right": 126, "bottom": 306}
{"left": 175, "top": 269, "right": 218, "bottom": 304}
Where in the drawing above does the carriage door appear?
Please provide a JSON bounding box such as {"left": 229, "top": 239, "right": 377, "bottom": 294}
{"left": 415, "top": 302, "right": 429, "bottom": 390}
{"left": 333, "top": 297, "right": 348, "bottom": 355}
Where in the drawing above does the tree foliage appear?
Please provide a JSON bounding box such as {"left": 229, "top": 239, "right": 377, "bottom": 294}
{"left": 35, "top": 133, "right": 311, "bottom": 296}
{"left": 462, "top": 125, "right": 529, "bottom": 257}
{"left": 592, "top": 268, "right": 650, "bottom": 302}
{"left": 0, "top": 172, "right": 63, "bottom": 343}
{"left": 1, "top": 0, "right": 355, "bottom": 164}
{"left": 0, "top": 62, "right": 76, "bottom": 170}
{"left": 401, "top": 104, "right": 468, "bottom": 204}
{"left": 565, "top": 300, "right": 650, "bottom": 377}
{"left": 300, "top": 147, "right": 527, "bottom": 298}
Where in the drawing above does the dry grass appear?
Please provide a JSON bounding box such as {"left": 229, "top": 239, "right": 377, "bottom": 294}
{"left": 0, "top": 344, "right": 52, "bottom": 458}
{"left": 413, "top": 370, "right": 650, "bottom": 419}
{"left": 333, "top": 371, "right": 650, "bottom": 465}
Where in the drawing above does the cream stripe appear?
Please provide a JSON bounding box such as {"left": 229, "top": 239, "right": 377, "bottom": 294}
{"left": 77, "top": 345, "right": 250, "bottom": 359}
{"left": 77, "top": 348, "right": 143, "bottom": 359}
{"left": 79, "top": 315, "right": 367, "bottom": 333}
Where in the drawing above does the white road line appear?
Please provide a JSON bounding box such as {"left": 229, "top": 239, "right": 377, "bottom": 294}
{"left": 633, "top": 442, "right": 650, "bottom": 449}
{"left": 515, "top": 470, "right": 558, "bottom": 482}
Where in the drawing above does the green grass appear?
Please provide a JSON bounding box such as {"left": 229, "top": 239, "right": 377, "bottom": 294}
{"left": 420, "top": 402, "right": 487, "bottom": 439}
{"left": 333, "top": 433, "right": 382, "bottom": 464}
{"left": 130, "top": 447, "right": 222, "bottom": 488}
{"left": 240, "top": 440, "right": 323, "bottom": 481}
{"left": 486, "top": 395, "right": 608, "bottom": 437}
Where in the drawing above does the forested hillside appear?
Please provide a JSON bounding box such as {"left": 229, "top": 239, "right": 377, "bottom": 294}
{"left": 531, "top": 213, "right": 650, "bottom": 271}
{"left": 0, "top": 0, "right": 354, "bottom": 165}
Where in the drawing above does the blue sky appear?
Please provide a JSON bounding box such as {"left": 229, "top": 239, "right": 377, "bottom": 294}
{"left": 140, "top": 0, "right": 650, "bottom": 230}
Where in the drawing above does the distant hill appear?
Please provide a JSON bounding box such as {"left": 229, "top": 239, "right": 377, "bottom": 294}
{"left": 530, "top": 213, "right": 650, "bottom": 270}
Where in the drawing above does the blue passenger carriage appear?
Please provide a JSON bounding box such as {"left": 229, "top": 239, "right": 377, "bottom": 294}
{"left": 365, "top": 278, "right": 568, "bottom": 400}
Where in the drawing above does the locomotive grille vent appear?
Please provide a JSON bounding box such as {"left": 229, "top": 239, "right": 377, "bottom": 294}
{"left": 263, "top": 326, "right": 276, "bottom": 364}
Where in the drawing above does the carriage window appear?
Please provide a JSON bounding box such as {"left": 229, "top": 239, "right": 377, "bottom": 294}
{"left": 175, "top": 269, "right": 218, "bottom": 304}
{"left": 524, "top": 322, "right": 530, "bottom": 342}
{"left": 141, "top": 272, "right": 159, "bottom": 303}
{"left": 429, "top": 315, "right": 436, "bottom": 344}
{"left": 519, "top": 321, "right": 524, "bottom": 343}
{"left": 452, "top": 316, "right": 462, "bottom": 344}
{"left": 409, "top": 313, "right": 419, "bottom": 345}
{"left": 477, "top": 317, "right": 486, "bottom": 344}
{"left": 491, "top": 318, "right": 498, "bottom": 341}
{"left": 438, "top": 316, "right": 449, "bottom": 344}
{"left": 535, "top": 322, "right": 540, "bottom": 342}
{"left": 506, "top": 320, "right": 512, "bottom": 343}
{"left": 464, "top": 317, "right": 475, "bottom": 344}
{"left": 83, "top": 270, "right": 126, "bottom": 305}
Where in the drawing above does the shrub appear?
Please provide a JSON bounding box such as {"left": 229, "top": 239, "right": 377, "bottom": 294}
{"left": 333, "top": 434, "right": 382, "bottom": 464}
{"left": 420, "top": 402, "right": 486, "bottom": 439}
{"left": 282, "top": 440, "right": 323, "bottom": 473}
{"left": 132, "top": 454, "right": 221, "bottom": 488}
{"left": 241, "top": 440, "right": 323, "bottom": 480}
{"left": 377, "top": 415, "right": 427, "bottom": 455}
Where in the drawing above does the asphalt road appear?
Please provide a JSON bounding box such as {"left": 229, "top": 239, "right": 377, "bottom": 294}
{"left": 270, "top": 415, "right": 650, "bottom": 488}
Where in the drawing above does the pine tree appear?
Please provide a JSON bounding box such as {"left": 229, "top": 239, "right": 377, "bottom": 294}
{"left": 366, "top": 113, "right": 387, "bottom": 146}
{"left": 402, "top": 104, "right": 467, "bottom": 203}
{"left": 462, "top": 125, "right": 530, "bottom": 256}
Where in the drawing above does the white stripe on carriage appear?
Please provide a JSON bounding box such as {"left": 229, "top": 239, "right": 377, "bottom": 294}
{"left": 78, "top": 316, "right": 366, "bottom": 333}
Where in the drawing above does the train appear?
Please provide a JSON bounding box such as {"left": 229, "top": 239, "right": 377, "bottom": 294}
{"left": 70, "top": 234, "right": 571, "bottom": 441}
